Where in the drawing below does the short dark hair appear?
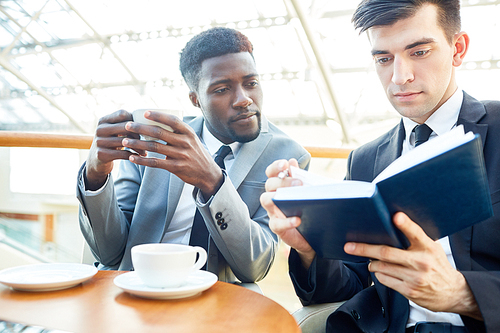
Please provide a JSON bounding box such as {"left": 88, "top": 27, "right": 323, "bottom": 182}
{"left": 352, "top": 0, "right": 461, "bottom": 43}
{"left": 179, "top": 27, "right": 254, "bottom": 91}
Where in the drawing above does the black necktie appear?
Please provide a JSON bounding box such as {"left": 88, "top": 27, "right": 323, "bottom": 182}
{"left": 413, "top": 124, "right": 433, "bottom": 147}
{"left": 189, "top": 145, "right": 232, "bottom": 269}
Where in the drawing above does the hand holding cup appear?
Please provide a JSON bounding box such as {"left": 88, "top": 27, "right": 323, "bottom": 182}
{"left": 132, "top": 109, "right": 182, "bottom": 140}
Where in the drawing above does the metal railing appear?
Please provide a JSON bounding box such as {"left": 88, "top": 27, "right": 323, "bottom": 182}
{"left": 0, "top": 131, "right": 353, "bottom": 159}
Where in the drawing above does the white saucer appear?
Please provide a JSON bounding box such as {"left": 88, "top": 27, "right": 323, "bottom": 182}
{"left": 0, "top": 263, "right": 98, "bottom": 292}
{"left": 113, "top": 270, "right": 217, "bottom": 299}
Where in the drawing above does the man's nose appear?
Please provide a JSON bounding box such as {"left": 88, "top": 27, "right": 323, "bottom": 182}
{"left": 392, "top": 57, "right": 414, "bottom": 85}
{"left": 233, "top": 86, "right": 253, "bottom": 108}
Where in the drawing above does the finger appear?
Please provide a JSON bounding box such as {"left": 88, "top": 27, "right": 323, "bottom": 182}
{"left": 94, "top": 148, "right": 138, "bottom": 164}
{"left": 122, "top": 137, "right": 166, "bottom": 156}
{"left": 128, "top": 154, "right": 169, "bottom": 169}
{"left": 372, "top": 270, "right": 406, "bottom": 292}
{"left": 369, "top": 258, "right": 411, "bottom": 282}
{"left": 93, "top": 137, "right": 145, "bottom": 158}
{"left": 260, "top": 192, "right": 285, "bottom": 218}
{"left": 95, "top": 136, "right": 129, "bottom": 149}
{"left": 124, "top": 121, "right": 176, "bottom": 142}
{"left": 265, "top": 159, "right": 290, "bottom": 178}
{"left": 369, "top": 262, "right": 421, "bottom": 302}
{"left": 265, "top": 176, "right": 303, "bottom": 192}
{"left": 344, "top": 241, "right": 404, "bottom": 263}
{"left": 269, "top": 215, "right": 302, "bottom": 234}
{"left": 97, "top": 109, "right": 133, "bottom": 125}
{"left": 393, "top": 212, "right": 433, "bottom": 248}
{"left": 95, "top": 121, "right": 139, "bottom": 139}
{"left": 125, "top": 120, "right": 192, "bottom": 147}
{"left": 122, "top": 136, "right": 196, "bottom": 161}
{"left": 288, "top": 158, "right": 299, "bottom": 168}
{"left": 95, "top": 137, "right": 145, "bottom": 156}
{"left": 144, "top": 110, "right": 186, "bottom": 133}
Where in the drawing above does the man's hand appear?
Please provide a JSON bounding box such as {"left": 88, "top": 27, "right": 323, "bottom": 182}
{"left": 260, "top": 159, "right": 316, "bottom": 269}
{"left": 345, "top": 212, "right": 482, "bottom": 320}
{"left": 85, "top": 110, "right": 146, "bottom": 191}
{"left": 121, "top": 110, "right": 224, "bottom": 198}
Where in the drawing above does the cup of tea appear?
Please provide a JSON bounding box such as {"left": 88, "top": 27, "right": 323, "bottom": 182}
{"left": 131, "top": 243, "right": 207, "bottom": 288}
{"left": 132, "top": 109, "right": 182, "bottom": 140}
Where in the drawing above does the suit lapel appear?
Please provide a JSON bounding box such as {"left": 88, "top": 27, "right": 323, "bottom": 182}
{"left": 164, "top": 174, "right": 185, "bottom": 230}
{"left": 451, "top": 91, "right": 488, "bottom": 271}
{"left": 457, "top": 91, "right": 488, "bottom": 147}
{"left": 373, "top": 120, "right": 405, "bottom": 179}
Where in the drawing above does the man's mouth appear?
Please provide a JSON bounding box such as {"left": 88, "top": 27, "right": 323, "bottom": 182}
{"left": 393, "top": 91, "right": 422, "bottom": 101}
{"left": 232, "top": 111, "right": 258, "bottom": 122}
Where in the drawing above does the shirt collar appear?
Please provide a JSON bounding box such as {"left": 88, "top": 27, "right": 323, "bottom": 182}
{"left": 201, "top": 121, "right": 241, "bottom": 158}
{"left": 403, "top": 88, "right": 463, "bottom": 143}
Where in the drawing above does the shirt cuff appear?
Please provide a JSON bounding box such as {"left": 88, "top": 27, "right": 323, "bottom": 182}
{"left": 193, "top": 169, "right": 228, "bottom": 207}
{"left": 80, "top": 165, "right": 110, "bottom": 196}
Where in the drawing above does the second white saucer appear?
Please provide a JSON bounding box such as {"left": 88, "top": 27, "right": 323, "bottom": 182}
{"left": 113, "top": 270, "right": 217, "bottom": 299}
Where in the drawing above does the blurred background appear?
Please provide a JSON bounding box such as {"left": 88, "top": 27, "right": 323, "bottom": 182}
{"left": 1, "top": 0, "right": 499, "bottom": 312}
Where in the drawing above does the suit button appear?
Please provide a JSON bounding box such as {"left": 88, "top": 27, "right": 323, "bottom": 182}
{"left": 220, "top": 223, "right": 228, "bottom": 230}
{"left": 215, "top": 212, "right": 223, "bottom": 219}
{"left": 217, "top": 218, "right": 224, "bottom": 226}
{"left": 351, "top": 309, "right": 360, "bottom": 320}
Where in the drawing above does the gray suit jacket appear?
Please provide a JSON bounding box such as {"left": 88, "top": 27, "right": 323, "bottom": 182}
{"left": 77, "top": 115, "right": 310, "bottom": 283}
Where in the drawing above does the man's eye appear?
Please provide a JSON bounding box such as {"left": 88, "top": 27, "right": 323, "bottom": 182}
{"left": 413, "top": 50, "right": 429, "bottom": 57}
{"left": 247, "top": 81, "right": 259, "bottom": 87}
{"left": 375, "top": 57, "right": 391, "bottom": 64}
{"left": 214, "top": 88, "right": 228, "bottom": 93}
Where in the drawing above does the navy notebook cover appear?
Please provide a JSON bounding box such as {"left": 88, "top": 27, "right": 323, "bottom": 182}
{"left": 273, "top": 133, "right": 493, "bottom": 262}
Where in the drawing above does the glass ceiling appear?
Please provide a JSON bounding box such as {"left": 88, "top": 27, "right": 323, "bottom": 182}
{"left": 1, "top": 0, "right": 499, "bottom": 148}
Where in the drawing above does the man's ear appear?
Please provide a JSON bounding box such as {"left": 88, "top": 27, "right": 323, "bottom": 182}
{"left": 452, "top": 32, "right": 469, "bottom": 67}
{"left": 189, "top": 91, "right": 200, "bottom": 108}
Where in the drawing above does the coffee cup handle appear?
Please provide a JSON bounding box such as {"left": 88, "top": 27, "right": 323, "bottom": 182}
{"left": 191, "top": 246, "right": 207, "bottom": 271}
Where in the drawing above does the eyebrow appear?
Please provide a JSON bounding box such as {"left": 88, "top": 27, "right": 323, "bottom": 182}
{"left": 208, "top": 73, "right": 259, "bottom": 87}
{"left": 371, "top": 37, "right": 436, "bottom": 56}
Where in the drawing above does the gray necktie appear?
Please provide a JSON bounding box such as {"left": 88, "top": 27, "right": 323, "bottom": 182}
{"left": 414, "top": 124, "right": 433, "bottom": 147}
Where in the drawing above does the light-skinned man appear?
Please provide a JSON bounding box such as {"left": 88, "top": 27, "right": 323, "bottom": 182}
{"left": 261, "top": 1, "right": 500, "bottom": 332}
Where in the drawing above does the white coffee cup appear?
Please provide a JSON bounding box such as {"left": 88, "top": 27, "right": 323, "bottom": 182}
{"left": 132, "top": 109, "right": 182, "bottom": 140}
{"left": 131, "top": 243, "right": 207, "bottom": 288}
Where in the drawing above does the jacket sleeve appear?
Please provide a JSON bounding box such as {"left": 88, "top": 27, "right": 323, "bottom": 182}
{"left": 289, "top": 249, "right": 372, "bottom": 306}
{"left": 194, "top": 173, "right": 275, "bottom": 282}
{"left": 193, "top": 149, "right": 311, "bottom": 283}
{"left": 76, "top": 160, "right": 140, "bottom": 268}
{"left": 460, "top": 271, "right": 500, "bottom": 332}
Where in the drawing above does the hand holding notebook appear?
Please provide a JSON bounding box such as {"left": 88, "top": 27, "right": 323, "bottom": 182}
{"left": 273, "top": 126, "right": 493, "bottom": 262}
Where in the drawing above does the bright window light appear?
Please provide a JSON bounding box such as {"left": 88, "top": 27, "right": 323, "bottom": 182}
{"left": 10, "top": 148, "right": 80, "bottom": 195}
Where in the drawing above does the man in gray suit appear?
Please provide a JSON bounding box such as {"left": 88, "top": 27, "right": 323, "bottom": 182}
{"left": 76, "top": 27, "right": 310, "bottom": 284}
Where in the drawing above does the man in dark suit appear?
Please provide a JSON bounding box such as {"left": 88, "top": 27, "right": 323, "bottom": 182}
{"left": 77, "top": 27, "right": 310, "bottom": 284}
{"left": 261, "top": 0, "right": 500, "bottom": 332}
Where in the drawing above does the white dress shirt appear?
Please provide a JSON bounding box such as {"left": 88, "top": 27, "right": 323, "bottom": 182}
{"left": 402, "top": 89, "right": 465, "bottom": 327}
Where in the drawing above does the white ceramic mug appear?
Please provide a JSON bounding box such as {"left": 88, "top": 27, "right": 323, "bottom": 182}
{"left": 131, "top": 243, "right": 207, "bottom": 288}
{"left": 132, "top": 109, "right": 182, "bottom": 140}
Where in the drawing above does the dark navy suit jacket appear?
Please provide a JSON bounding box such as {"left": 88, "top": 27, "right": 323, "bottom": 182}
{"left": 289, "top": 92, "right": 500, "bottom": 333}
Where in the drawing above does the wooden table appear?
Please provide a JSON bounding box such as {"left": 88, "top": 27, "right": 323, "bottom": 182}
{"left": 0, "top": 270, "right": 300, "bottom": 333}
